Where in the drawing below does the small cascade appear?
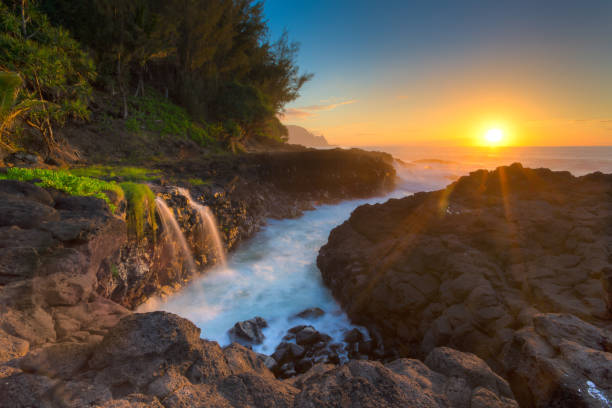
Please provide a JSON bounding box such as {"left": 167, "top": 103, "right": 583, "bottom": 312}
{"left": 177, "top": 187, "right": 227, "bottom": 267}
{"left": 155, "top": 197, "right": 196, "bottom": 271}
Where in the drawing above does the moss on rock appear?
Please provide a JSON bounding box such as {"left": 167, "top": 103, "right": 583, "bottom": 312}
{"left": 119, "top": 182, "right": 157, "bottom": 240}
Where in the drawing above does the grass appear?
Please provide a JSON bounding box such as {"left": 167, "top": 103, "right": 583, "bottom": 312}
{"left": 188, "top": 177, "right": 210, "bottom": 186}
{"left": 0, "top": 167, "right": 123, "bottom": 212}
{"left": 120, "top": 182, "right": 157, "bottom": 240}
{"left": 126, "top": 90, "right": 219, "bottom": 148}
{"left": 70, "top": 165, "right": 161, "bottom": 182}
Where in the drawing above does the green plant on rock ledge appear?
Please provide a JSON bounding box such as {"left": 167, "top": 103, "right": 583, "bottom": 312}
{"left": 70, "top": 165, "right": 161, "bottom": 182}
{"left": 120, "top": 182, "right": 157, "bottom": 241}
{"left": 110, "top": 264, "right": 119, "bottom": 279}
{"left": 0, "top": 167, "right": 122, "bottom": 212}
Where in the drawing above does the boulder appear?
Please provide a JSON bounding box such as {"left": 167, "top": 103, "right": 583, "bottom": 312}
{"left": 293, "top": 307, "right": 325, "bottom": 320}
{"left": 502, "top": 313, "right": 612, "bottom": 407}
{"left": 228, "top": 316, "right": 268, "bottom": 346}
{"left": 294, "top": 348, "right": 518, "bottom": 407}
{"left": 295, "top": 326, "right": 320, "bottom": 345}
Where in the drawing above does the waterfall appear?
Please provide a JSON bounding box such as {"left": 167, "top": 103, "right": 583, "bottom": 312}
{"left": 155, "top": 197, "right": 196, "bottom": 271}
{"left": 177, "top": 187, "right": 227, "bottom": 267}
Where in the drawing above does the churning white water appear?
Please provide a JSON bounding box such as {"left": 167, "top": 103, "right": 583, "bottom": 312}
{"left": 140, "top": 174, "right": 437, "bottom": 353}
{"left": 143, "top": 147, "right": 611, "bottom": 355}
{"left": 177, "top": 187, "right": 227, "bottom": 267}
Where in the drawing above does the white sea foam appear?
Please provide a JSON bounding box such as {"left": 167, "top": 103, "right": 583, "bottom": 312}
{"left": 141, "top": 147, "right": 611, "bottom": 354}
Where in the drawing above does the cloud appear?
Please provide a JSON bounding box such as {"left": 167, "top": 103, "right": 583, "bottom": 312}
{"left": 279, "top": 99, "right": 357, "bottom": 121}
{"left": 299, "top": 100, "right": 357, "bottom": 111}
{"left": 279, "top": 108, "right": 315, "bottom": 120}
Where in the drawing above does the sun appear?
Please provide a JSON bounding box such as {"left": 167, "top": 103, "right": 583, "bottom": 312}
{"left": 484, "top": 128, "right": 504, "bottom": 146}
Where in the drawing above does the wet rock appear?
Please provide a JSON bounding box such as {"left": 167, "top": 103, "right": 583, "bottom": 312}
{"left": 288, "top": 325, "right": 307, "bottom": 334}
{"left": 343, "top": 328, "right": 364, "bottom": 344}
{"left": 228, "top": 316, "right": 268, "bottom": 346}
{"left": 295, "top": 326, "right": 319, "bottom": 345}
{"left": 293, "top": 307, "right": 325, "bottom": 319}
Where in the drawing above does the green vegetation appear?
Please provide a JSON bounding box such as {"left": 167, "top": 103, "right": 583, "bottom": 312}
{"left": 188, "top": 178, "right": 210, "bottom": 186}
{"left": 0, "top": 167, "right": 123, "bottom": 211}
{"left": 120, "top": 182, "right": 157, "bottom": 240}
{"left": 0, "top": 71, "right": 21, "bottom": 149}
{"left": 0, "top": 1, "right": 95, "bottom": 154}
{"left": 70, "top": 165, "right": 161, "bottom": 182}
{"left": 110, "top": 264, "right": 119, "bottom": 279}
{"left": 125, "top": 91, "right": 220, "bottom": 148}
{"left": 0, "top": 166, "right": 159, "bottom": 242}
{"left": 0, "top": 72, "right": 21, "bottom": 118}
{"left": 0, "top": 0, "right": 310, "bottom": 156}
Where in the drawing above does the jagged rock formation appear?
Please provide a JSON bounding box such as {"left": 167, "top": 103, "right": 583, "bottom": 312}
{"left": 0, "top": 311, "right": 517, "bottom": 407}
{"left": 0, "top": 148, "right": 407, "bottom": 407}
{"left": 317, "top": 163, "right": 612, "bottom": 407}
{"left": 0, "top": 180, "right": 129, "bottom": 360}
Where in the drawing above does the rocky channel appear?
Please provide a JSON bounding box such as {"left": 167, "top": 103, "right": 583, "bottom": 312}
{"left": 318, "top": 163, "right": 612, "bottom": 407}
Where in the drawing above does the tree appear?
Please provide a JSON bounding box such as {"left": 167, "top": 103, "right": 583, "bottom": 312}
{"left": 0, "top": 1, "right": 95, "bottom": 155}
{"left": 0, "top": 71, "right": 22, "bottom": 150}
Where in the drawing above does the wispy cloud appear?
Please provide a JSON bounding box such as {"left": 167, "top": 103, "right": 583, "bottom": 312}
{"left": 279, "top": 108, "right": 314, "bottom": 120}
{"left": 300, "top": 100, "right": 357, "bottom": 111}
{"left": 525, "top": 118, "right": 612, "bottom": 125}
{"left": 279, "top": 99, "right": 357, "bottom": 120}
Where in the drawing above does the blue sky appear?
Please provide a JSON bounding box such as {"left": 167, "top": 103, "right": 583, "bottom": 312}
{"left": 263, "top": 0, "right": 612, "bottom": 146}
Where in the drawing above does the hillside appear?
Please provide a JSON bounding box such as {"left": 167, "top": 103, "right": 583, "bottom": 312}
{"left": 286, "top": 125, "right": 331, "bottom": 148}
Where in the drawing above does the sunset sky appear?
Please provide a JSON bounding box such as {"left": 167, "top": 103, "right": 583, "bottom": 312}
{"left": 264, "top": 0, "right": 612, "bottom": 147}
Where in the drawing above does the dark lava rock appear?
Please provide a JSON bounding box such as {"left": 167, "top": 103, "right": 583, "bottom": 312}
{"left": 317, "top": 163, "right": 612, "bottom": 407}
{"left": 292, "top": 347, "right": 517, "bottom": 408}
{"left": 228, "top": 316, "right": 268, "bottom": 346}
{"left": 343, "top": 328, "right": 364, "bottom": 344}
{"left": 295, "top": 326, "right": 320, "bottom": 346}
{"left": 288, "top": 325, "right": 307, "bottom": 334}
{"left": 0, "top": 179, "right": 54, "bottom": 206}
{"left": 0, "top": 198, "right": 60, "bottom": 229}
{"left": 1, "top": 312, "right": 299, "bottom": 407}
{"left": 293, "top": 307, "right": 325, "bottom": 320}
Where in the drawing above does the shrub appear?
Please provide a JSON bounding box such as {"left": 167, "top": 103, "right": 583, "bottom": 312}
{"left": 0, "top": 71, "right": 21, "bottom": 118}
{"left": 126, "top": 90, "right": 217, "bottom": 148}
{"left": 0, "top": 71, "right": 22, "bottom": 148}
{"left": 0, "top": 3, "right": 95, "bottom": 151}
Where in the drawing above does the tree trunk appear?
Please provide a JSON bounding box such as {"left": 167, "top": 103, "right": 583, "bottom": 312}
{"left": 21, "top": 0, "right": 27, "bottom": 37}
{"left": 117, "top": 55, "right": 128, "bottom": 119}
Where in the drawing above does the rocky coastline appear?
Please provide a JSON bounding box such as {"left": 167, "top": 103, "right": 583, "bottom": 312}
{"left": 2, "top": 156, "right": 609, "bottom": 407}
{"left": 102, "top": 147, "right": 397, "bottom": 309}
{"left": 317, "top": 163, "right": 612, "bottom": 407}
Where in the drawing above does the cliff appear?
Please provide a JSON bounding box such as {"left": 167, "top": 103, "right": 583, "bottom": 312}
{"left": 286, "top": 125, "right": 331, "bottom": 148}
